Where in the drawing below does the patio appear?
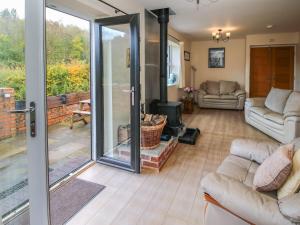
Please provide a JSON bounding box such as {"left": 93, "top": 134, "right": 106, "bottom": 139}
{"left": 0, "top": 122, "right": 91, "bottom": 218}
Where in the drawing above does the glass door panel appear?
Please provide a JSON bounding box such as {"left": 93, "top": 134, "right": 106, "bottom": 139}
{"left": 0, "top": 1, "right": 30, "bottom": 223}
{"left": 102, "top": 24, "right": 131, "bottom": 163}
{"left": 95, "top": 14, "right": 140, "bottom": 173}
{"left": 45, "top": 8, "right": 92, "bottom": 186}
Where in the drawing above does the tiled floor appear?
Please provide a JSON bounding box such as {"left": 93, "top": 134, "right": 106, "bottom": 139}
{"left": 66, "top": 108, "right": 273, "bottom": 225}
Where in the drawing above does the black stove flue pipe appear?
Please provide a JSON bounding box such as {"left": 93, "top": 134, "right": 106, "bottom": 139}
{"left": 152, "top": 8, "right": 172, "bottom": 103}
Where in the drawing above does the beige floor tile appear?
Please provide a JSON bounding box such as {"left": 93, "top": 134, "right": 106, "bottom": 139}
{"left": 66, "top": 108, "right": 273, "bottom": 225}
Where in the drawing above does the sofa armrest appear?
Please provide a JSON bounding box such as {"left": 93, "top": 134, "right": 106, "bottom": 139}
{"left": 230, "top": 138, "right": 279, "bottom": 164}
{"left": 234, "top": 89, "right": 246, "bottom": 97}
{"left": 198, "top": 89, "right": 206, "bottom": 96}
{"left": 284, "top": 111, "right": 300, "bottom": 120}
{"left": 201, "top": 173, "right": 294, "bottom": 225}
{"left": 245, "top": 97, "right": 266, "bottom": 107}
{"left": 279, "top": 192, "right": 300, "bottom": 223}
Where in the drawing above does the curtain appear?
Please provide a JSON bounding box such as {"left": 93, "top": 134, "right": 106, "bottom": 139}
{"left": 179, "top": 41, "right": 186, "bottom": 88}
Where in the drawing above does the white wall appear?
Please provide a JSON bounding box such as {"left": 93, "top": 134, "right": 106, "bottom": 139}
{"left": 191, "top": 39, "right": 246, "bottom": 89}
{"left": 245, "top": 32, "right": 300, "bottom": 94}
{"left": 168, "top": 27, "right": 191, "bottom": 101}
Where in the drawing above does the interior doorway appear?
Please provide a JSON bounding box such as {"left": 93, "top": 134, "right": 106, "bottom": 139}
{"left": 250, "top": 46, "right": 295, "bottom": 97}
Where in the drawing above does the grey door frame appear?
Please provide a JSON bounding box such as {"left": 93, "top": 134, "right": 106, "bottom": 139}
{"left": 25, "top": 0, "right": 50, "bottom": 224}
{"left": 94, "top": 14, "right": 141, "bottom": 173}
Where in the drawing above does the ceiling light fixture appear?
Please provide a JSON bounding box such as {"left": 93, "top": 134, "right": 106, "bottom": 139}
{"left": 212, "top": 29, "right": 230, "bottom": 42}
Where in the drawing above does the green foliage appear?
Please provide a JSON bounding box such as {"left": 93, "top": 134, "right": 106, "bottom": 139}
{"left": 45, "top": 21, "right": 90, "bottom": 64}
{"left": 47, "top": 64, "right": 69, "bottom": 96}
{"left": 0, "top": 8, "right": 90, "bottom": 100}
{"left": 0, "top": 64, "right": 90, "bottom": 99}
{"left": 1, "top": 68, "right": 26, "bottom": 100}
{"left": 0, "top": 9, "right": 25, "bottom": 68}
{"left": 66, "top": 63, "right": 90, "bottom": 93}
{"left": 46, "top": 63, "right": 90, "bottom": 96}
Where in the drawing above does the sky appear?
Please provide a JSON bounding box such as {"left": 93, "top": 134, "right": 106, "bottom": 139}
{"left": 0, "top": 0, "right": 89, "bottom": 30}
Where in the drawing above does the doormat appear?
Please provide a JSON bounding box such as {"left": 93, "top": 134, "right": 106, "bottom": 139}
{"left": 50, "top": 178, "right": 105, "bottom": 225}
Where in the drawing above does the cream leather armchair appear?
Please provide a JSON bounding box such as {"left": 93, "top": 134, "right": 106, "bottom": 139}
{"left": 201, "top": 138, "right": 300, "bottom": 225}
{"left": 245, "top": 89, "right": 300, "bottom": 144}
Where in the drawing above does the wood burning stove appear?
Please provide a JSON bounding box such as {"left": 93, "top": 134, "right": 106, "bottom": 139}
{"left": 150, "top": 100, "right": 183, "bottom": 136}
{"left": 150, "top": 8, "right": 183, "bottom": 136}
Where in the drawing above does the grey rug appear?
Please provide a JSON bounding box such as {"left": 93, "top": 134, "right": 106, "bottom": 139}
{"left": 50, "top": 178, "right": 105, "bottom": 225}
{"left": 5, "top": 178, "right": 104, "bottom": 225}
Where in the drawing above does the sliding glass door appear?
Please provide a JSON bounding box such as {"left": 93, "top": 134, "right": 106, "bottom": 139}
{"left": 0, "top": 0, "right": 49, "bottom": 224}
{"left": 45, "top": 7, "right": 92, "bottom": 186}
{"left": 0, "top": 1, "right": 30, "bottom": 222}
{"left": 95, "top": 14, "right": 140, "bottom": 173}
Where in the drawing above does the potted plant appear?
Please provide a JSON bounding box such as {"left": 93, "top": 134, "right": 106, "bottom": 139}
{"left": 183, "top": 86, "right": 194, "bottom": 114}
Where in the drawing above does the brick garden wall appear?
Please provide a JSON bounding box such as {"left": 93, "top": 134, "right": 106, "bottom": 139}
{"left": 0, "top": 88, "right": 17, "bottom": 139}
{"left": 0, "top": 88, "right": 90, "bottom": 140}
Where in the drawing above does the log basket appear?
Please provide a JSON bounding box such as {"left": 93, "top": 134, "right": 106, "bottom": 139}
{"left": 141, "top": 118, "right": 167, "bottom": 150}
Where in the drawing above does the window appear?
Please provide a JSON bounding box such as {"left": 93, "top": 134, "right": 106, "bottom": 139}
{"left": 167, "top": 40, "right": 181, "bottom": 86}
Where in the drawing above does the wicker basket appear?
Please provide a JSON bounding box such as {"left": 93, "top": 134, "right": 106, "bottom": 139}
{"left": 141, "top": 118, "right": 167, "bottom": 150}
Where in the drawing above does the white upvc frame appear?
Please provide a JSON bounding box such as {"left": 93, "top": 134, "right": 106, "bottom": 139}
{"left": 25, "top": 0, "right": 50, "bottom": 224}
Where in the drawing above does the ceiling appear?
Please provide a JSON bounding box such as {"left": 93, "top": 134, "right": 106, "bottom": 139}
{"left": 136, "top": 0, "right": 300, "bottom": 40}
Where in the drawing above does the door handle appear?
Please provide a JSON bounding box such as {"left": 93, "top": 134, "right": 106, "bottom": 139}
{"left": 131, "top": 86, "right": 135, "bottom": 106}
{"left": 10, "top": 107, "right": 35, "bottom": 114}
{"left": 121, "top": 89, "right": 134, "bottom": 93}
{"left": 122, "top": 87, "right": 135, "bottom": 106}
{"left": 10, "top": 102, "right": 36, "bottom": 137}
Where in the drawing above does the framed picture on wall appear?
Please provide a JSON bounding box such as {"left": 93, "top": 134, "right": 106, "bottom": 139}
{"left": 184, "top": 51, "right": 191, "bottom": 61}
{"left": 208, "top": 48, "right": 225, "bottom": 68}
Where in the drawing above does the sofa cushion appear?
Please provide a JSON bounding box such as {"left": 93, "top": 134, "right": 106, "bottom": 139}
{"left": 206, "top": 81, "right": 220, "bottom": 95}
{"left": 204, "top": 94, "right": 220, "bottom": 99}
{"left": 278, "top": 149, "right": 300, "bottom": 199}
{"left": 201, "top": 173, "right": 294, "bottom": 225}
{"left": 253, "top": 144, "right": 294, "bottom": 192}
{"left": 278, "top": 192, "right": 300, "bottom": 223}
{"left": 220, "top": 95, "right": 238, "bottom": 100}
{"left": 220, "top": 80, "right": 237, "bottom": 95}
{"left": 283, "top": 91, "right": 300, "bottom": 115}
{"left": 264, "top": 112, "right": 284, "bottom": 125}
{"left": 249, "top": 111, "right": 284, "bottom": 131}
{"left": 265, "top": 88, "right": 292, "bottom": 114}
{"left": 217, "top": 155, "right": 259, "bottom": 188}
{"left": 230, "top": 138, "right": 279, "bottom": 164}
{"left": 250, "top": 106, "right": 272, "bottom": 117}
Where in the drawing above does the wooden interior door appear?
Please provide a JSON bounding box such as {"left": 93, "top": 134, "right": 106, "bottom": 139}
{"left": 250, "top": 46, "right": 295, "bottom": 97}
{"left": 250, "top": 47, "right": 272, "bottom": 97}
{"left": 271, "top": 46, "right": 294, "bottom": 90}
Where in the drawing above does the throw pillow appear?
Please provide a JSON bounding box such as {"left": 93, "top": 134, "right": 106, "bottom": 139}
{"left": 283, "top": 91, "right": 300, "bottom": 115}
{"left": 253, "top": 144, "right": 294, "bottom": 192}
{"left": 220, "top": 80, "right": 237, "bottom": 95}
{"left": 265, "top": 88, "right": 292, "bottom": 114}
{"left": 278, "top": 149, "right": 300, "bottom": 199}
{"left": 206, "top": 81, "right": 220, "bottom": 95}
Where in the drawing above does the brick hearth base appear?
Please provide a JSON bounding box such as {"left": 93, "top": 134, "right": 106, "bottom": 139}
{"left": 141, "top": 137, "right": 178, "bottom": 172}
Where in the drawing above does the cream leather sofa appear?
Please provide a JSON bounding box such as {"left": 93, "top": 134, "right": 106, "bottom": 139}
{"left": 198, "top": 80, "right": 246, "bottom": 110}
{"left": 201, "top": 138, "right": 300, "bottom": 225}
{"left": 245, "top": 88, "right": 300, "bottom": 144}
